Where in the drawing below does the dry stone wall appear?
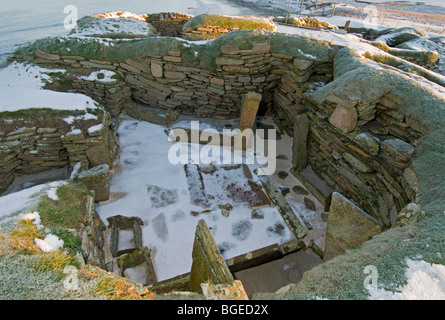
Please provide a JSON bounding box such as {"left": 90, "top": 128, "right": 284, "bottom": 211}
{"left": 183, "top": 25, "right": 241, "bottom": 41}
{"left": 9, "top": 28, "right": 429, "bottom": 228}
{"left": 118, "top": 42, "right": 332, "bottom": 121}
{"left": 0, "top": 110, "right": 118, "bottom": 193}
{"left": 145, "top": 13, "right": 192, "bottom": 37}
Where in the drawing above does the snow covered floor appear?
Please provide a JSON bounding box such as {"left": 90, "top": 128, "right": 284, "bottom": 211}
{"left": 96, "top": 119, "right": 306, "bottom": 281}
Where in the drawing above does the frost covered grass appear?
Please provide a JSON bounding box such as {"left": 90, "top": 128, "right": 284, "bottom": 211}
{"left": 0, "top": 185, "right": 155, "bottom": 300}
{"left": 37, "top": 182, "right": 92, "bottom": 229}
{"left": 0, "top": 217, "right": 77, "bottom": 275}
{"left": 14, "top": 27, "right": 337, "bottom": 70}
{"left": 183, "top": 14, "right": 276, "bottom": 32}
{"left": 258, "top": 209, "right": 445, "bottom": 300}
{"left": 368, "top": 259, "right": 445, "bottom": 300}
{"left": 95, "top": 271, "right": 156, "bottom": 300}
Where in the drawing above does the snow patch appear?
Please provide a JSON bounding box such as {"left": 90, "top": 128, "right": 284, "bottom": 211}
{"left": 70, "top": 17, "right": 154, "bottom": 38}
{"left": 87, "top": 123, "right": 103, "bottom": 134}
{"left": 79, "top": 70, "right": 117, "bottom": 83}
{"left": 0, "top": 181, "right": 67, "bottom": 223}
{"left": 35, "top": 234, "right": 64, "bottom": 253}
{"left": 368, "top": 259, "right": 445, "bottom": 300}
{"left": 63, "top": 113, "right": 97, "bottom": 125}
{"left": 0, "top": 62, "right": 99, "bottom": 113}
{"left": 46, "top": 188, "right": 59, "bottom": 201}
{"left": 21, "top": 212, "right": 42, "bottom": 229}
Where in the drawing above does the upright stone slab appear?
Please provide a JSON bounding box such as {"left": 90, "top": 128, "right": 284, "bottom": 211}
{"left": 323, "top": 192, "right": 383, "bottom": 261}
{"left": 188, "top": 219, "right": 234, "bottom": 293}
{"left": 259, "top": 175, "right": 307, "bottom": 239}
{"left": 117, "top": 247, "right": 157, "bottom": 286}
{"left": 75, "top": 164, "right": 110, "bottom": 201}
{"left": 85, "top": 144, "right": 112, "bottom": 167}
{"left": 292, "top": 113, "right": 309, "bottom": 171}
{"left": 239, "top": 92, "right": 262, "bottom": 132}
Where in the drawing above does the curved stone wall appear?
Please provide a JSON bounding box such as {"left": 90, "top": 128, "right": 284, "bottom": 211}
{"left": 11, "top": 29, "right": 437, "bottom": 227}
{"left": 5, "top": 16, "right": 445, "bottom": 297}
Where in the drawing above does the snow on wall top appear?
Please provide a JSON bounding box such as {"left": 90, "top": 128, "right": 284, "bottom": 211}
{"left": 69, "top": 16, "right": 155, "bottom": 39}
{"left": 0, "top": 62, "right": 98, "bottom": 113}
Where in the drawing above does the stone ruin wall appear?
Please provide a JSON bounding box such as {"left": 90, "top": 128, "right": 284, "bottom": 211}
{"left": 0, "top": 109, "right": 118, "bottom": 193}
{"left": 7, "top": 30, "right": 423, "bottom": 229}
{"left": 145, "top": 13, "right": 192, "bottom": 37}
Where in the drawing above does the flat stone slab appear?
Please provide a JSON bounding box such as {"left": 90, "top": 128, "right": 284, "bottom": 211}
{"left": 188, "top": 219, "right": 234, "bottom": 293}
{"left": 147, "top": 185, "right": 178, "bottom": 208}
{"left": 323, "top": 192, "right": 383, "bottom": 261}
{"left": 259, "top": 174, "right": 307, "bottom": 239}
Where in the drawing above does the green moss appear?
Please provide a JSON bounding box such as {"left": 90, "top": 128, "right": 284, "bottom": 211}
{"left": 43, "top": 71, "right": 75, "bottom": 92}
{"left": 16, "top": 37, "right": 104, "bottom": 60}
{"left": 363, "top": 51, "right": 445, "bottom": 87}
{"left": 183, "top": 14, "right": 275, "bottom": 32}
{"left": 49, "top": 227, "right": 81, "bottom": 253}
{"left": 37, "top": 182, "right": 93, "bottom": 229}
{"left": 0, "top": 108, "right": 85, "bottom": 120}
{"left": 14, "top": 29, "right": 333, "bottom": 71}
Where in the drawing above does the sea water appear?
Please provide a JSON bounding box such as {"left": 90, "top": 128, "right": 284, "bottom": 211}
{"left": 0, "top": 0, "right": 255, "bottom": 65}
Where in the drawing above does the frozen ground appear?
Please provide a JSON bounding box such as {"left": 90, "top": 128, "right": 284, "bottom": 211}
{"left": 0, "top": 181, "right": 67, "bottom": 224}
{"left": 368, "top": 259, "right": 445, "bottom": 299}
{"left": 238, "top": 0, "right": 445, "bottom": 35}
{"left": 0, "top": 62, "right": 97, "bottom": 113}
{"left": 96, "top": 118, "right": 322, "bottom": 281}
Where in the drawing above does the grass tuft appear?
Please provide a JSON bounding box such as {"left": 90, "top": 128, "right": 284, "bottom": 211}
{"left": 96, "top": 273, "right": 156, "bottom": 300}
{"left": 9, "top": 220, "right": 43, "bottom": 254}
{"left": 37, "top": 182, "right": 92, "bottom": 229}
{"left": 30, "top": 250, "right": 77, "bottom": 275}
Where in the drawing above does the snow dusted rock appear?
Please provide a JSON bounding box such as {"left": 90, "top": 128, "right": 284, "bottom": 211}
{"left": 70, "top": 16, "right": 155, "bottom": 39}
{"left": 183, "top": 164, "right": 209, "bottom": 208}
{"left": 75, "top": 164, "right": 110, "bottom": 201}
{"left": 251, "top": 209, "right": 264, "bottom": 219}
{"left": 219, "top": 204, "right": 233, "bottom": 217}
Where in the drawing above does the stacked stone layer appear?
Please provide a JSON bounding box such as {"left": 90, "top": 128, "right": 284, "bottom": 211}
{"left": 0, "top": 110, "right": 118, "bottom": 193}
